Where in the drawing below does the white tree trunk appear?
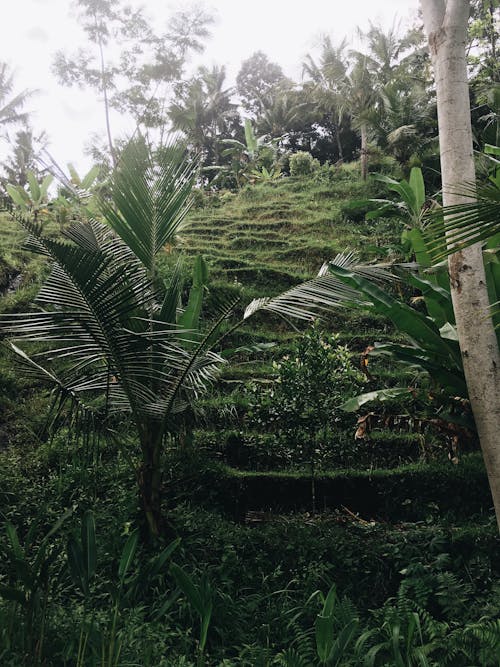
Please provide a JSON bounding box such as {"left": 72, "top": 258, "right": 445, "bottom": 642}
{"left": 421, "top": 0, "right": 500, "bottom": 530}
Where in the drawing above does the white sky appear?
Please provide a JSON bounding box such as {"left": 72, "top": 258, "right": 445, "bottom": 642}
{"left": 1, "top": 0, "right": 419, "bottom": 173}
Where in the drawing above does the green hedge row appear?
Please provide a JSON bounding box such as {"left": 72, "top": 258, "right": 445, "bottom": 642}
{"left": 193, "top": 455, "right": 492, "bottom": 522}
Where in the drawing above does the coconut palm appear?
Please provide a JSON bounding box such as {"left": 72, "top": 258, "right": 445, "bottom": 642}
{"left": 169, "top": 65, "right": 239, "bottom": 168}
{"left": 303, "top": 37, "right": 349, "bottom": 160}
{"left": 1, "top": 141, "right": 241, "bottom": 537}
{"left": 0, "top": 63, "right": 33, "bottom": 132}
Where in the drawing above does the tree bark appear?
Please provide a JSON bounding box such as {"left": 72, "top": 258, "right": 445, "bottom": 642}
{"left": 334, "top": 121, "right": 344, "bottom": 162}
{"left": 421, "top": 0, "right": 500, "bottom": 530}
{"left": 360, "top": 124, "right": 368, "bottom": 180}
{"left": 138, "top": 428, "right": 163, "bottom": 539}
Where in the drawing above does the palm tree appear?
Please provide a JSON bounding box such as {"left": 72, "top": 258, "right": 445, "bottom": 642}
{"left": 357, "top": 21, "right": 403, "bottom": 85}
{"left": 303, "top": 39, "right": 378, "bottom": 177}
{"left": 1, "top": 141, "right": 240, "bottom": 538}
{"left": 303, "top": 37, "right": 349, "bottom": 160}
{"left": 169, "top": 65, "right": 239, "bottom": 168}
{"left": 0, "top": 63, "right": 33, "bottom": 132}
{"left": 344, "top": 54, "right": 379, "bottom": 180}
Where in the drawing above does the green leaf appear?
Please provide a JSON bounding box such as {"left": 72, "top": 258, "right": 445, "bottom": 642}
{"left": 100, "top": 139, "right": 197, "bottom": 271}
{"left": 6, "top": 184, "right": 28, "bottom": 208}
{"left": 81, "top": 165, "right": 100, "bottom": 190}
{"left": 67, "top": 537, "right": 87, "bottom": 595}
{"left": 409, "top": 167, "right": 425, "bottom": 214}
{"left": 148, "top": 537, "right": 181, "bottom": 577}
{"left": 170, "top": 563, "right": 203, "bottom": 616}
{"left": 39, "top": 174, "right": 54, "bottom": 200}
{"left": 67, "top": 163, "right": 81, "bottom": 186}
{"left": 81, "top": 511, "right": 97, "bottom": 583}
{"left": 485, "top": 144, "right": 500, "bottom": 157}
{"left": 178, "top": 256, "right": 209, "bottom": 334}
{"left": 6, "top": 523, "right": 23, "bottom": 560}
{"left": 315, "top": 585, "right": 337, "bottom": 663}
{"left": 118, "top": 530, "right": 139, "bottom": 582}
{"left": 27, "top": 171, "right": 40, "bottom": 202}
{"left": 341, "top": 387, "right": 410, "bottom": 412}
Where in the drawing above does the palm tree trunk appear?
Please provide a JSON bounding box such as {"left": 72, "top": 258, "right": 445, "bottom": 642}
{"left": 334, "top": 122, "right": 344, "bottom": 162}
{"left": 138, "top": 429, "right": 163, "bottom": 538}
{"left": 422, "top": 0, "right": 500, "bottom": 531}
{"left": 360, "top": 124, "right": 368, "bottom": 180}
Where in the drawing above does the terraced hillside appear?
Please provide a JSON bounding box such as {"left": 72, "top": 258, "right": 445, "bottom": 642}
{"left": 167, "top": 169, "right": 431, "bottom": 469}
{"left": 0, "top": 168, "right": 449, "bottom": 471}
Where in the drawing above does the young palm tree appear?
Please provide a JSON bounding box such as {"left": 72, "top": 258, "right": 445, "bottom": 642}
{"left": 1, "top": 142, "right": 240, "bottom": 537}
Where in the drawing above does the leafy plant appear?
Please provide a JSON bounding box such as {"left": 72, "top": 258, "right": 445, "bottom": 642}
{"left": 289, "top": 151, "right": 320, "bottom": 177}
{"left": 170, "top": 564, "right": 213, "bottom": 666}
{"left": 248, "top": 325, "right": 363, "bottom": 508}
{"left": 0, "top": 509, "right": 72, "bottom": 665}
{"left": 6, "top": 170, "right": 53, "bottom": 218}
{"left": 65, "top": 511, "right": 181, "bottom": 666}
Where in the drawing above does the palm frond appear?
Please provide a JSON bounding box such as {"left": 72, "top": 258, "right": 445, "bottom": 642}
{"left": 423, "top": 176, "right": 500, "bottom": 261}
{"left": 244, "top": 252, "right": 402, "bottom": 322}
{"left": 99, "top": 140, "right": 198, "bottom": 271}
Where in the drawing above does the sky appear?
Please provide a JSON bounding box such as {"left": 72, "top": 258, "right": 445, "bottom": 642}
{"left": 1, "top": 0, "right": 419, "bottom": 173}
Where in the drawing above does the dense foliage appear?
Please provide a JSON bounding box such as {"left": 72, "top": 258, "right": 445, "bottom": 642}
{"left": 0, "top": 1, "right": 499, "bottom": 665}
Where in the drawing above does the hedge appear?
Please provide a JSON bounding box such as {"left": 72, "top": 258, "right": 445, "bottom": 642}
{"left": 192, "top": 454, "right": 491, "bottom": 522}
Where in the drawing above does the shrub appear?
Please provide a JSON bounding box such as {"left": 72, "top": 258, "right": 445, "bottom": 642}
{"left": 247, "top": 326, "right": 363, "bottom": 479}
{"left": 289, "top": 151, "right": 320, "bottom": 177}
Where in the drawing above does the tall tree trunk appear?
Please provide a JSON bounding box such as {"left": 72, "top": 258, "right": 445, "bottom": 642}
{"left": 94, "top": 13, "right": 117, "bottom": 169}
{"left": 334, "top": 121, "right": 344, "bottom": 162}
{"left": 138, "top": 428, "right": 163, "bottom": 538}
{"left": 421, "top": 0, "right": 500, "bottom": 530}
{"left": 360, "top": 124, "right": 368, "bottom": 180}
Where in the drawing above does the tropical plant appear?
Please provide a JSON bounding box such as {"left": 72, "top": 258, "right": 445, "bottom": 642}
{"left": 65, "top": 510, "right": 181, "bottom": 665}
{"left": 0, "top": 63, "right": 33, "bottom": 133}
{"left": 0, "top": 510, "right": 72, "bottom": 665}
{"left": 6, "top": 171, "right": 53, "bottom": 219}
{"left": 289, "top": 151, "right": 320, "bottom": 177}
{"left": 170, "top": 564, "right": 213, "bottom": 666}
{"left": 423, "top": 144, "right": 500, "bottom": 259}
{"left": 421, "top": 0, "right": 500, "bottom": 532}
{"left": 169, "top": 65, "right": 240, "bottom": 171}
{"left": 302, "top": 37, "right": 350, "bottom": 161}
{"left": 219, "top": 119, "right": 273, "bottom": 187}
{"left": 249, "top": 326, "right": 363, "bottom": 509}
{"left": 1, "top": 126, "right": 48, "bottom": 187}
{"left": 1, "top": 141, "right": 240, "bottom": 538}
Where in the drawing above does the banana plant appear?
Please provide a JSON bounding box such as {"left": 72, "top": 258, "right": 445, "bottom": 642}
{"left": 220, "top": 119, "right": 277, "bottom": 187}
{"left": 6, "top": 170, "right": 53, "bottom": 218}
{"left": 249, "top": 252, "right": 469, "bottom": 422}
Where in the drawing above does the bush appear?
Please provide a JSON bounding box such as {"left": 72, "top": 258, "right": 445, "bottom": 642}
{"left": 289, "top": 151, "right": 320, "bottom": 177}
{"left": 246, "top": 326, "right": 363, "bottom": 473}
